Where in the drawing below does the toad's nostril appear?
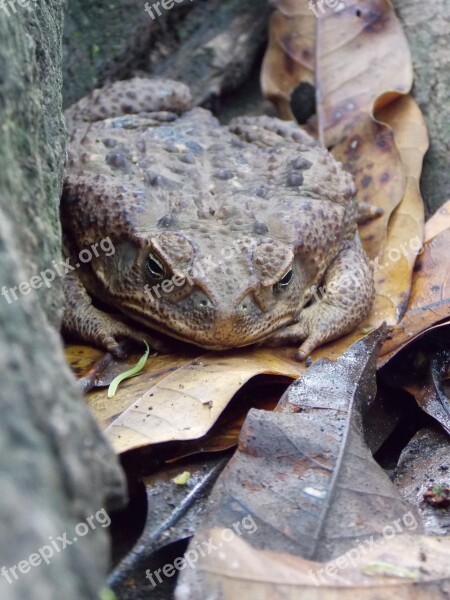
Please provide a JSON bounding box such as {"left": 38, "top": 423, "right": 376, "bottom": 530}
{"left": 238, "top": 294, "right": 259, "bottom": 315}
{"left": 192, "top": 290, "right": 214, "bottom": 311}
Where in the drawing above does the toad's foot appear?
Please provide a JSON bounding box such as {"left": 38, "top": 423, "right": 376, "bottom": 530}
{"left": 267, "top": 235, "right": 374, "bottom": 360}
{"left": 63, "top": 272, "right": 169, "bottom": 358}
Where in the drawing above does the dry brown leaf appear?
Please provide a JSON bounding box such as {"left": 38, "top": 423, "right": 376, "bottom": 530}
{"left": 81, "top": 347, "right": 302, "bottom": 453}
{"left": 65, "top": 337, "right": 376, "bottom": 452}
{"left": 66, "top": 330, "right": 382, "bottom": 454}
{"left": 261, "top": 3, "right": 315, "bottom": 120}
{"left": 65, "top": 331, "right": 384, "bottom": 456}
{"left": 368, "top": 95, "right": 427, "bottom": 324}
{"left": 176, "top": 529, "right": 450, "bottom": 599}
{"left": 380, "top": 228, "right": 450, "bottom": 363}
{"left": 262, "top": 0, "right": 414, "bottom": 262}
{"left": 318, "top": 0, "right": 413, "bottom": 261}
{"left": 425, "top": 199, "right": 450, "bottom": 243}
{"left": 316, "top": 0, "right": 412, "bottom": 145}
{"left": 66, "top": 337, "right": 375, "bottom": 452}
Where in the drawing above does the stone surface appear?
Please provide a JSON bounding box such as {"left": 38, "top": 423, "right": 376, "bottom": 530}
{"left": 147, "top": 0, "right": 269, "bottom": 107}
{"left": 393, "top": 0, "right": 450, "bottom": 216}
{"left": 0, "top": 3, "right": 126, "bottom": 599}
{"left": 63, "top": 0, "right": 269, "bottom": 109}
{"left": 63, "top": 0, "right": 153, "bottom": 108}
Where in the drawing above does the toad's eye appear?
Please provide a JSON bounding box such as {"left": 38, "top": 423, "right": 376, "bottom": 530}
{"left": 273, "top": 268, "right": 293, "bottom": 292}
{"left": 146, "top": 252, "right": 166, "bottom": 281}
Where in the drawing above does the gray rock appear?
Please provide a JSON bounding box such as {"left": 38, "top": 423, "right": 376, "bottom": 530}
{"left": 0, "top": 2, "right": 126, "bottom": 599}
{"left": 63, "top": 0, "right": 153, "bottom": 108}
{"left": 394, "top": 0, "right": 450, "bottom": 216}
{"left": 63, "top": 0, "right": 269, "bottom": 108}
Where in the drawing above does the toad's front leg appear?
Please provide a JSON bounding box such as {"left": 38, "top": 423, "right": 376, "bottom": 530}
{"left": 62, "top": 271, "right": 169, "bottom": 358}
{"left": 267, "top": 235, "right": 374, "bottom": 360}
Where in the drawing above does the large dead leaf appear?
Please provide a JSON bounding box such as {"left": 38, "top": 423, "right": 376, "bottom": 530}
{"left": 176, "top": 329, "right": 420, "bottom": 571}
{"left": 72, "top": 344, "right": 287, "bottom": 482}
{"left": 369, "top": 95, "right": 427, "bottom": 324}
{"left": 76, "top": 347, "right": 302, "bottom": 453}
{"left": 261, "top": 0, "right": 413, "bottom": 133}
{"left": 176, "top": 529, "right": 450, "bottom": 599}
{"left": 318, "top": 1, "right": 412, "bottom": 263}
{"left": 308, "top": 97, "right": 427, "bottom": 351}
{"left": 315, "top": 0, "right": 412, "bottom": 141}
{"left": 304, "top": 99, "right": 428, "bottom": 359}
{"left": 380, "top": 228, "right": 450, "bottom": 364}
{"left": 262, "top": 0, "right": 414, "bottom": 263}
{"left": 261, "top": 3, "right": 315, "bottom": 120}
{"left": 67, "top": 334, "right": 378, "bottom": 453}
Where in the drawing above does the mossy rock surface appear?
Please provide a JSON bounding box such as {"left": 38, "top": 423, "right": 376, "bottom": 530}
{"left": 0, "top": 4, "right": 125, "bottom": 599}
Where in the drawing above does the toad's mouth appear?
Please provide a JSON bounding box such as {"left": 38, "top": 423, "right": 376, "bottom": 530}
{"left": 118, "top": 302, "right": 295, "bottom": 350}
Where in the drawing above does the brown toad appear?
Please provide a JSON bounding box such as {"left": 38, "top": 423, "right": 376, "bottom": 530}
{"left": 61, "top": 78, "right": 374, "bottom": 360}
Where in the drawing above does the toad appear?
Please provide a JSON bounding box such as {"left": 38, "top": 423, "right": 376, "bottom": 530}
{"left": 62, "top": 78, "right": 374, "bottom": 360}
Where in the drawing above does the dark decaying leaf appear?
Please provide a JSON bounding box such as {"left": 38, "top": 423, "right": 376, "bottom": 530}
{"left": 393, "top": 428, "right": 450, "bottom": 536}
{"left": 402, "top": 351, "right": 450, "bottom": 435}
{"left": 176, "top": 327, "right": 426, "bottom": 598}
{"left": 108, "top": 455, "right": 229, "bottom": 599}
{"left": 379, "top": 324, "right": 450, "bottom": 443}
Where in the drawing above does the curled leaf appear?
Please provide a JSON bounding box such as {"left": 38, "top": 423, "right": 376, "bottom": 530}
{"left": 99, "top": 588, "right": 117, "bottom": 600}
{"left": 173, "top": 471, "right": 191, "bottom": 485}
